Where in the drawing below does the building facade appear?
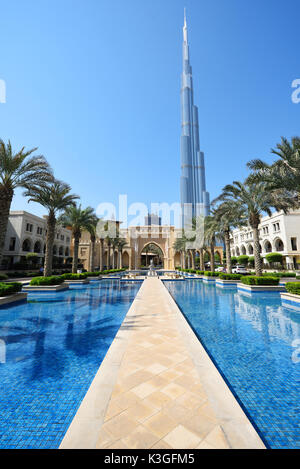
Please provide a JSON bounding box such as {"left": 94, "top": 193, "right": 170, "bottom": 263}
{"left": 180, "top": 11, "right": 210, "bottom": 218}
{"left": 1, "top": 211, "right": 72, "bottom": 268}
{"left": 230, "top": 211, "right": 300, "bottom": 269}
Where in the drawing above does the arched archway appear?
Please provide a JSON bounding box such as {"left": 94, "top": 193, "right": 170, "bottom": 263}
{"left": 236, "top": 247, "right": 240, "bottom": 256}
{"left": 264, "top": 240, "right": 272, "bottom": 253}
{"left": 59, "top": 246, "right": 64, "bottom": 256}
{"left": 34, "top": 241, "right": 41, "bottom": 253}
{"left": 140, "top": 242, "right": 164, "bottom": 268}
{"left": 65, "top": 247, "right": 69, "bottom": 257}
{"left": 241, "top": 245, "right": 246, "bottom": 255}
{"left": 53, "top": 245, "right": 57, "bottom": 255}
{"left": 122, "top": 251, "right": 129, "bottom": 268}
{"left": 274, "top": 238, "right": 284, "bottom": 252}
{"left": 22, "top": 238, "right": 32, "bottom": 252}
{"left": 248, "top": 244, "right": 254, "bottom": 255}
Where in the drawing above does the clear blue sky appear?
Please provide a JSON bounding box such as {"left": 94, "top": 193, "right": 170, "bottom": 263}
{"left": 0, "top": 0, "right": 299, "bottom": 223}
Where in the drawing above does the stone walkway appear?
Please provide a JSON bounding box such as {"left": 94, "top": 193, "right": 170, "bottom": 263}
{"left": 60, "top": 278, "right": 264, "bottom": 449}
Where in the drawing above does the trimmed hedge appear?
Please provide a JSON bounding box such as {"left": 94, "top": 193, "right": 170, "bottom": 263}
{"left": 85, "top": 272, "right": 101, "bottom": 277}
{"left": 237, "top": 255, "right": 249, "bottom": 266}
{"left": 286, "top": 282, "right": 300, "bottom": 295}
{"left": 265, "top": 272, "right": 296, "bottom": 278}
{"left": 204, "top": 271, "right": 219, "bottom": 277}
{"left": 218, "top": 273, "right": 241, "bottom": 280}
{"left": 61, "top": 273, "right": 89, "bottom": 280}
{"left": 0, "top": 282, "right": 22, "bottom": 296}
{"left": 30, "top": 276, "right": 64, "bottom": 286}
{"left": 241, "top": 276, "right": 279, "bottom": 286}
{"left": 0, "top": 274, "right": 8, "bottom": 281}
{"left": 196, "top": 270, "right": 204, "bottom": 275}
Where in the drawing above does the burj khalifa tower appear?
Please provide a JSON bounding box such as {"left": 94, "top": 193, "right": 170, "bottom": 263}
{"left": 180, "top": 10, "right": 210, "bottom": 220}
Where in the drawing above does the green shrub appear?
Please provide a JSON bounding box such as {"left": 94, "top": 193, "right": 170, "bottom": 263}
{"left": 241, "top": 276, "right": 279, "bottom": 286}
{"left": 267, "top": 272, "right": 296, "bottom": 278}
{"left": 0, "top": 282, "right": 22, "bottom": 296}
{"left": 196, "top": 270, "right": 204, "bottom": 275}
{"left": 265, "top": 253, "right": 283, "bottom": 264}
{"left": 204, "top": 271, "right": 219, "bottom": 277}
{"left": 30, "top": 276, "right": 64, "bottom": 286}
{"left": 237, "top": 255, "right": 249, "bottom": 266}
{"left": 218, "top": 273, "right": 241, "bottom": 280}
{"left": 286, "top": 282, "right": 300, "bottom": 295}
{"left": 231, "top": 256, "right": 238, "bottom": 266}
{"left": 85, "top": 272, "right": 100, "bottom": 277}
{"left": 61, "top": 273, "right": 88, "bottom": 280}
{"left": 0, "top": 274, "right": 8, "bottom": 281}
{"left": 248, "top": 256, "right": 255, "bottom": 267}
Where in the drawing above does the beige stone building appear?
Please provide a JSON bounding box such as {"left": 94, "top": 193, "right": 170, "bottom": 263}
{"left": 76, "top": 222, "right": 223, "bottom": 272}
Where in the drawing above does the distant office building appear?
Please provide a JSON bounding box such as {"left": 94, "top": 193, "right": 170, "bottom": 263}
{"left": 144, "top": 214, "right": 162, "bottom": 226}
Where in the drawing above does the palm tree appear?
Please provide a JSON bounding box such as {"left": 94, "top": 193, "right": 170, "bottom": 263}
{"left": 212, "top": 201, "right": 246, "bottom": 273}
{"left": 111, "top": 238, "right": 120, "bottom": 269}
{"left": 116, "top": 238, "right": 127, "bottom": 269}
{"left": 59, "top": 205, "right": 96, "bottom": 273}
{"left": 173, "top": 235, "right": 187, "bottom": 269}
{"left": 0, "top": 140, "right": 52, "bottom": 264}
{"left": 204, "top": 215, "right": 219, "bottom": 272}
{"left": 87, "top": 218, "right": 99, "bottom": 272}
{"left": 248, "top": 136, "right": 300, "bottom": 207}
{"left": 24, "top": 179, "right": 79, "bottom": 276}
{"left": 215, "top": 178, "right": 290, "bottom": 276}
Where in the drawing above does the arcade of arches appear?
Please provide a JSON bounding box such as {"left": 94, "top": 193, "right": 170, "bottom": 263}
{"left": 77, "top": 225, "right": 223, "bottom": 271}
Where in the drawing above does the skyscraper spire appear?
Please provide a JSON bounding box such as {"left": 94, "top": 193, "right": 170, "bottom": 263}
{"left": 180, "top": 9, "right": 210, "bottom": 221}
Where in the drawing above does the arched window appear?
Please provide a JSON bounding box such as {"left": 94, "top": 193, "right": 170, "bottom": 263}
{"left": 65, "top": 247, "right": 69, "bottom": 257}
{"left": 34, "top": 241, "right": 41, "bottom": 253}
{"left": 274, "top": 238, "right": 284, "bottom": 252}
{"left": 53, "top": 245, "right": 57, "bottom": 255}
{"left": 22, "top": 239, "right": 31, "bottom": 252}
{"left": 264, "top": 240, "right": 272, "bottom": 253}
{"left": 248, "top": 244, "right": 254, "bottom": 255}
{"left": 59, "top": 246, "right": 64, "bottom": 256}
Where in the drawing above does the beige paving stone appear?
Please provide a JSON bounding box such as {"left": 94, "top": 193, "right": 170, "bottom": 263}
{"left": 104, "top": 400, "right": 123, "bottom": 422}
{"left": 161, "top": 382, "right": 186, "bottom": 399}
{"left": 196, "top": 440, "right": 215, "bottom": 449}
{"left": 163, "top": 424, "right": 202, "bottom": 449}
{"left": 143, "top": 411, "right": 178, "bottom": 439}
{"left": 146, "top": 363, "right": 168, "bottom": 375}
{"left": 125, "top": 400, "right": 158, "bottom": 423}
{"left": 102, "top": 413, "right": 138, "bottom": 440}
{"left": 176, "top": 391, "right": 207, "bottom": 410}
{"left": 95, "top": 427, "right": 115, "bottom": 449}
{"left": 120, "top": 369, "right": 155, "bottom": 391}
{"left": 143, "top": 391, "right": 173, "bottom": 409}
{"left": 151, "top": 439, "right": 173, "bottom": 449}
{"left": 122, "top": 425, "right": 159, "bottom": 449}
{"left": 204, "top": 425, "right": 230, "bottom": 449}
{"left": 160, "top": 368, "right": 183, "bottom": 381}
{"left": 107, "top": 440, "right": 129, "bottom": 449}
{"left": 131, "top": 381, "right": 158, "bottom": 399}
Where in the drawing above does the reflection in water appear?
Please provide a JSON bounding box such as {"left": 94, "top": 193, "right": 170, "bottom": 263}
{"left": 165, "top": 280, "right": 300, "bottom": 449}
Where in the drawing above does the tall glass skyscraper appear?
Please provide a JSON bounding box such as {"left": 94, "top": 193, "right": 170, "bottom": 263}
{"left": 180, "top": 11, "right": 210, "bottom": 220}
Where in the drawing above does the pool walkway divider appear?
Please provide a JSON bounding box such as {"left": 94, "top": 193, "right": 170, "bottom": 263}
{"left": 60, "top": 278, "right": 265, "bottom": 449}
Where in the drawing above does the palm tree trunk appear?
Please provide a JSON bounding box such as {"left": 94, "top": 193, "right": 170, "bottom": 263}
{"left": 224, "top": 229, "right": 232, "bottom": 274}
{"left": 253, "top": 226, "right": 262, "bottom": 276}
{"left": 191, "top": 250, "right": 195, "bottom": 270}
{"left": 72, "top": 234, "right": 80, "bottom": 273}
{"left": 107, "top": 245, "right": 111, "bottom": 269}
{"left": 210, "top": 241, "right": 215, "bottom": 272}
{"left": 112, "top": 249, "right": 115, "bottom": 269}
{"left": 119, "top": 249, "right": 122, "bottom": 269}
{"left": 99, "top": 239, "right": 104, "bottom": 271}
{"left": 187, "top": 251, "right": 191, "bottom": 269}
{"left": 199, "top": 248, "right": 204, "bottom": 271}
{"left": 0, "top": 189, "right": 13, "bottom": 266}
{"left": 89, "top": 238, "right": 95, "bottom": 272}
{"left": 44, "top": 211, "right": 56, "bottom": 276}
